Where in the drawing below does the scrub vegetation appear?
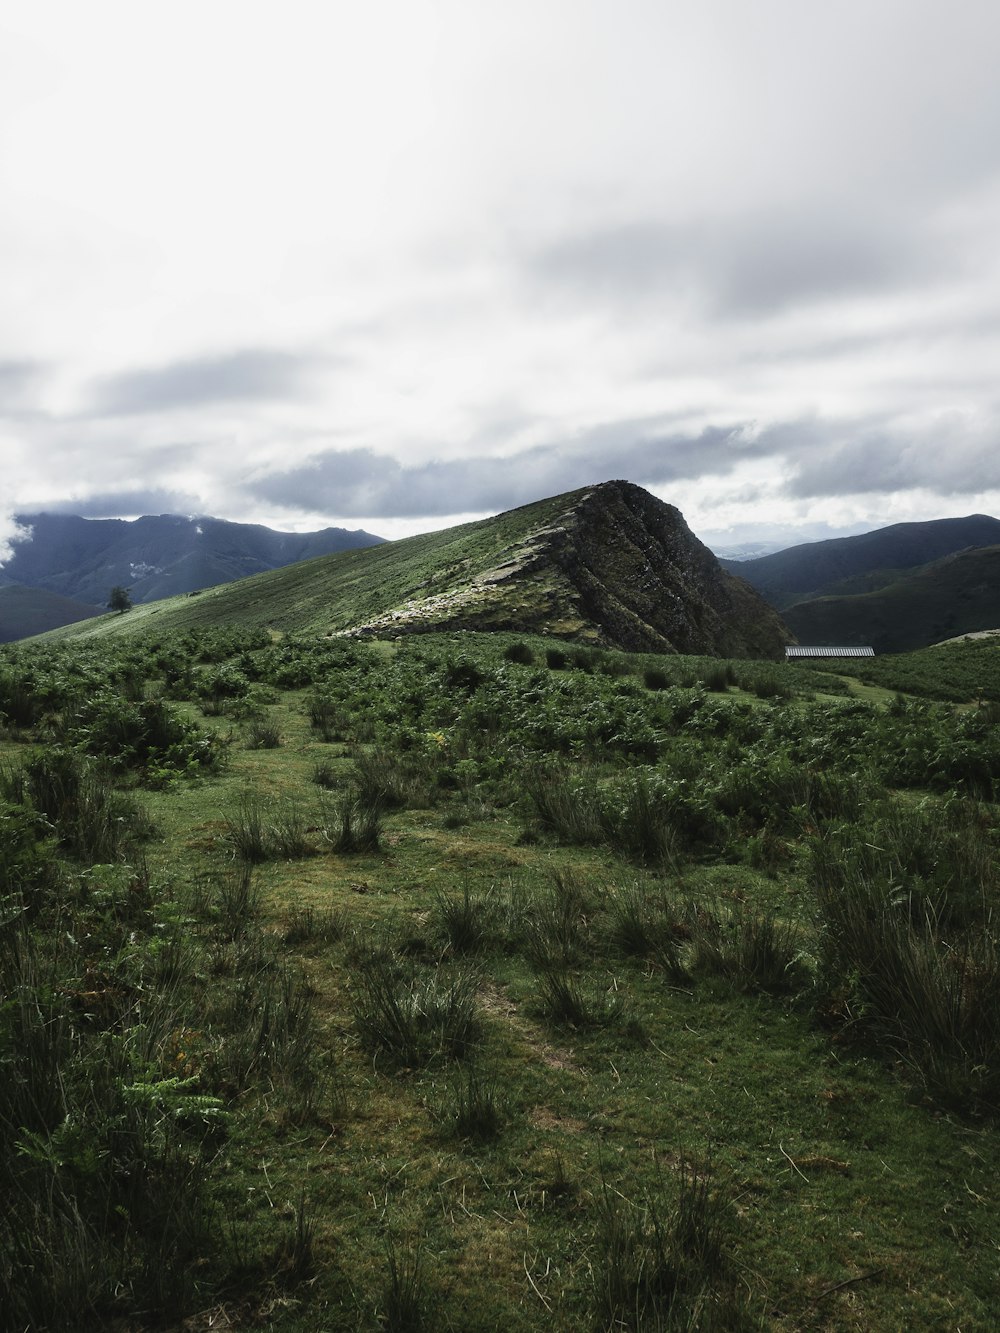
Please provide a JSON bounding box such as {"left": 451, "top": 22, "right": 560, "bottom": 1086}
{"left": 2, "top": 626, "right": 1000, "bottom": 1329}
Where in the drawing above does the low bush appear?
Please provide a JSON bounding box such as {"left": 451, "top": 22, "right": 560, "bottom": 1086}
{"left": 503, "top": 641, "right": 534, "bottom": 665}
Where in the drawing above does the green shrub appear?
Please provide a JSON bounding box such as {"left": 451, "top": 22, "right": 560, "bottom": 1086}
{"left": 70, "top": 691, "right": 222, "bottom": 778}
{"left": 503, "top": 641, "right": 534, "bottom": 665}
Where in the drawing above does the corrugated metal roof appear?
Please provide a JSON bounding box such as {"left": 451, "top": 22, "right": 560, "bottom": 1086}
{"left": 785, "top": 646, "right": 875, "bottom": 658}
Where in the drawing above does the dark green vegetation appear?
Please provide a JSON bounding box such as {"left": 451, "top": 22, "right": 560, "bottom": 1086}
{"left": 0, "top": 583, "right": 97, "bottom": 643}
{"left": 0, "top": 511, "right": 384, "bottom": 639}
{"left": 35, "top": 482, "right": 789, "bottom": 657}
{"left": 782, "top": 545, "right": 1000, "bottom": 653}
{"left": 3, "top": 627, "right": 1000, "bottom": 1329}
{"left": 725, "top": 514, "right": 1000, "bottom": 653}
{"left": 726, "top": 513, "right": 1000, "bottom": 610}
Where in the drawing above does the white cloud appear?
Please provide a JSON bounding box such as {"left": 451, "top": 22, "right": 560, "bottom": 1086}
{"left": 1, "top": 0, "right": 999, "bottom": 544}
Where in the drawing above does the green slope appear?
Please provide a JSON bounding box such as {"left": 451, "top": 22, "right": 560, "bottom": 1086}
{"left": 36, "top": 490, "right": 575, "bottom": 644}
{"left": 783, "top": 544, "right": 1000, "bottom": 652}
{"left": 35, "top": 482, "right": 789, "bottom": 658}
{"left": 0, "top": 583, "right": 100, "bottom": 642}
{"left": 726, "top": 513, "right": 1000, "bottom": 609}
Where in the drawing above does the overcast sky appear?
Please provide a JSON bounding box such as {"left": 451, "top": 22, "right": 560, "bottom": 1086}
{"left": 2, "top": 0, "right": 1000, "bottom": 559}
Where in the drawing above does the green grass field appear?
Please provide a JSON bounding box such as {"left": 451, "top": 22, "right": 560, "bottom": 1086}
{"left": 3, "top": 630, "right": 1000, "bottom": 1329}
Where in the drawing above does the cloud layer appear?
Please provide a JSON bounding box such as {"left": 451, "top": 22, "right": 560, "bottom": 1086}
{"left": 2, "top": 0, "right": 1000, "bottom": 549}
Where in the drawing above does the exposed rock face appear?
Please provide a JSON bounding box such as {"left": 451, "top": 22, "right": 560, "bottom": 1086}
{"left": 343, "top": 481, "right": 790, "bottom": 658}
{"left": 551, "top": 482, "right": 790, "bottom": 657}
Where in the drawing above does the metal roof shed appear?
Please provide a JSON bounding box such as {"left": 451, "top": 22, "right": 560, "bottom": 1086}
{"left": 785, "top": 646, "right": 875, "bottom": 659}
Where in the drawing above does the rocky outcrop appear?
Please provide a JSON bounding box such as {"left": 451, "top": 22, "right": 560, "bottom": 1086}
{"left": 340, "top": 481, "right": 790, "bottom": 658}
{"left": 552, "top": 482, "right": 789, "bottom": 656}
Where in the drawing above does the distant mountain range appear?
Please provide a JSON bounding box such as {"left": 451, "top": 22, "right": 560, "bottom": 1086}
{"left": 34, "top": 482, "right": 790, "bottom": 658}
{"left": 0, "top": 513, "right": 384, "bottom": 641}
{"left": 725, "top": 514, "right": 1000, "bottom": 653}
{"left": 11, "top": 500, "right": 1000, "bottom": 655}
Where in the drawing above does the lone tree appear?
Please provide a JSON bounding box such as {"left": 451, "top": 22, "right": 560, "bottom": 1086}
{"left": 108, "top": 586, "right": 132, "bottom": 614}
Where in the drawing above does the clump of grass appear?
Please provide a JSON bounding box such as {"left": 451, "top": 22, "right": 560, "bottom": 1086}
{"left": 604, "top": 881, "right": 689, "bottom": 981}
{"left": 702, "top": 662, "right": 736, "bottom": 692}
{"left": 533, "top": 964, "right": 595, "bottom": 1027}
{"left": 593, "top": 1162, "right": 748, "bottom": 1331}
{"left": 244, "top": 717, "right": 282, "bottom": 749}
{"left": 281, "top": 904, "right": 346, "bottom": 947}
{"left": 525, "top": 769, "right": 680, "bottom": 865}
{"left": 224, "top": 791, "right": 270, "bottom": 863}
{"left": 379, "top": 1237, "right": 430, "bottom": 1331}
{"left": 525, "top": 768, "right": 605, "bottom": 847}
{"left": 688, "top": 901, "right": 806, "bottom": 996}
{"left": 212, "top": 861, "right": 261, "bottom": 940}
{"left": 350, "top": 947, "right": 481, "bottom": 1067}
{"left": 521, "top": 871, "right": 593, "bottom": 969}
{"left": 271, "top": 1193, "right": 315, "bottom": 1287}
{"left": 353, "top": 747, "right": 414, "bottom": 809}
{"left": 311, "top": 758, "right": 340, "bottom": 789}
{"left": 306, "top": 691, "right": 349, "bottom": 741}
{"left": 439, "top": 1063, "right": 507, "bottom": 1142}
{"left": 270, "top": 802, "right": 312, "bottom": 859}
{"left": 434, "top": 881, "right": 497, "bottom": 954}
{"left": 209, "top": 958, "right": 322, "bottom": 1102}
{"left": 324, "top": 791, "right": 383, "bottom": 852}
{"left": 223, "top": 793, "right": 314, "bottom": 863}
{"left": 814, "top": 864, "right": 1000, "bottom": 1112}
{"left": 503, "top": 641, "right": 534, "bottom": 665}
{"left": 14, "top": 747, "right": 152, "bottom": 862}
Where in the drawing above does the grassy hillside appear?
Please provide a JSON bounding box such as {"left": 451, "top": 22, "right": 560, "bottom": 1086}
{"left": 0, "top": 583, "right": 99, "bottom": 642}
{"left": 783, "top": 544, "right": 1000, "bottom": 652}
{"left": 35, "top": 492, "right": 577, "bottom": 642}
{"left": 35, "top": 483, "right": 789, "bottom": 658}
{"left": 3, "top": 628, "right": 1000, "bottom": 1328}
{"left": 726, "top": 513, "right": 1000, "bottom": 610}
{"left": 2, "top": 512, "right": 384, "bottom": 615}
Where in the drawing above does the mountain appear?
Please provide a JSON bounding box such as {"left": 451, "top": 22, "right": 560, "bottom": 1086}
{"left": 0, "top": 513, "right": 385, "bottom": 630}
{"left": 722, "top": 514, "right": 1000, "bottom": 610}
{"left": 35, "top": 481, "right": 790, "bottom": 657}
{"left": 782, "top": 545, "right": 1000, "bottom": 653}
{"left": 0, "top": 584, "right": 99, "bottom": 643}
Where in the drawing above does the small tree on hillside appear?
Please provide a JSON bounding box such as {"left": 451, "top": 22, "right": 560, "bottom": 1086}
{"left": 108, "top": 586, "right": 132, "bottom": 614}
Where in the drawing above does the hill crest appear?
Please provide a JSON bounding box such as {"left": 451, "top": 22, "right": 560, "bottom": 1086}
{"left": 724, "top": 513, "right": 1000, "bottom": 610}
{"left": 0, "top": 512, "right": 385, "bottom": 637}
{"left": 36, "top": 481, "right": 789, "bottom": 658}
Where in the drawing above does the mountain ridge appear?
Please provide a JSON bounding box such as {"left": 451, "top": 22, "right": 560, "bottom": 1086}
{"left": 782, "top": 544, "right": 1000, "bottom": 653}
{"left": 723, "top": 513, "right": 1000, "bottom": 610}
{"left": 0, "top": 512, "right": 385, "bottom": 638}
{"left": 34, "top": 481, "right": 790, "bottom": 658}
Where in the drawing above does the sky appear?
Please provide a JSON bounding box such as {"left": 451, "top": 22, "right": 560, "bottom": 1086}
{"left": 2, "top": 0, "right": 1000, "bottom": 561}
